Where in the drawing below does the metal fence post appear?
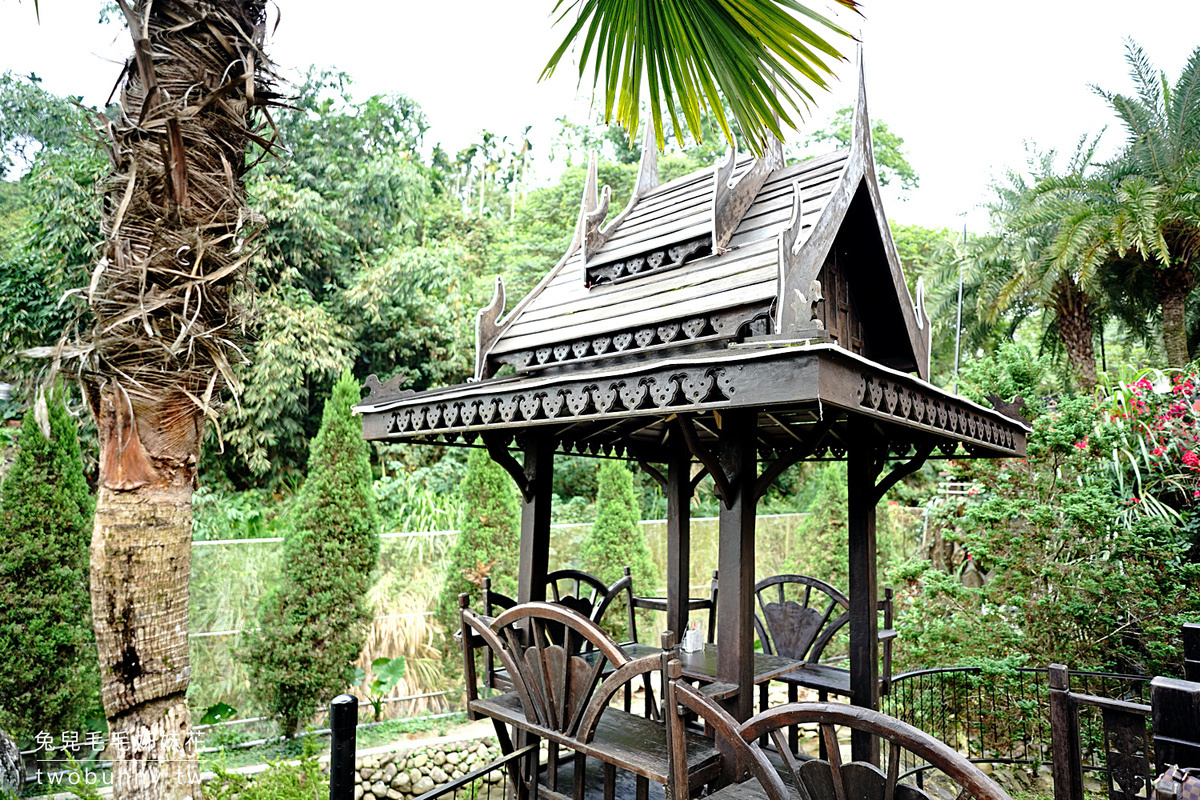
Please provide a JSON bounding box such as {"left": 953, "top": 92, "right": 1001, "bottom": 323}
{"left": 1050, "top": 664, "right": 1083, "bottom": 800}
{"left": 330, "top": 694, "right": 359, "bottom": 800}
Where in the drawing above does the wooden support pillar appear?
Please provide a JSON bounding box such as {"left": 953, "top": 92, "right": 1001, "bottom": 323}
{"left": 517, "top": 436, "right": 553, "bottom": 604}
{"left": 847, "top": 423, "right": 880, "bottom": 765}
{"left": 716, "top": 410, "right": 757, "bottom": 725}
{"left": 665, "top": 435, "right": 692, "bottom": 641}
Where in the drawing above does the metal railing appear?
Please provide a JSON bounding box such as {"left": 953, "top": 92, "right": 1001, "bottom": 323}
{"left": 881, "top": 665, "right": 1152, "bottom": 782}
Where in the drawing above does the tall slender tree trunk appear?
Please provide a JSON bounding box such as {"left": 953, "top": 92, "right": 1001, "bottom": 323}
{"left": 1156, "top": 263, "right": 1194, "bottom": 368}
{"left": 1053, "top": 277, "right": 1097, "bottom": 391}
{"left": 91, "top": 393, "right": 202, "bottom": 799}
{"left": 80, "top": 3, "right": 275, "bottom": 797}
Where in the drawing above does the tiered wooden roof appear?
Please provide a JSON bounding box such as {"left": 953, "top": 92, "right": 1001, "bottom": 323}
{"left": 357, "top": 60, "right": 1026, "bottom": 462}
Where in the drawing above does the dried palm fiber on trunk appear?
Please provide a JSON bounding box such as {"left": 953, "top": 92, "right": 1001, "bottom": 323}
{"left": 64, "top": 2, "right": 278, "bottom": 798}
{"left": 79, "top": 0, "right": 279, "bottom": 473}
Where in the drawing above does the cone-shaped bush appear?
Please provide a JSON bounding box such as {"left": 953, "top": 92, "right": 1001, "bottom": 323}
{"left": 243, "top": 371, "right": 380, "bottom": 737}
{"left": 0, "top": 391, "right": 97, "bottom": 742}
{"left": 436, "top": 448, "right": 520, "bottom": 645}
{"left": 581, "top": 461, "right": 659, "bottom": 639}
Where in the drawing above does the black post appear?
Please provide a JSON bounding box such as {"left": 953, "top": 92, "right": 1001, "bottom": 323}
{"left": 715, "top": 409, "right": 757, "bottom": 781}
{"left": 329, "top": 694, "right": 358, "bottom": 800}
{"left": 1049, "top": 665, "right": 1083, "bottom": 800}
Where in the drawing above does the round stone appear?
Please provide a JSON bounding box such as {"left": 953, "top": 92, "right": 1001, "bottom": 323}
{"left": 432, "top": 752, "right": 446, "bottom": 766}
{"left": 414, "top": 777, "right": 435, "bottom": 794}
{"left": 430, "top": 767, "right": 448, "bottom": 783}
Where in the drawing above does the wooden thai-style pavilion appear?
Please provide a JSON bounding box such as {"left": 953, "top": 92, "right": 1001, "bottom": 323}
{"left": 356, "top": 62, "right": 1029, "bottom": 766}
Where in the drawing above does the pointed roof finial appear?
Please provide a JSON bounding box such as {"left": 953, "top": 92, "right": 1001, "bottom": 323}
{"left": 632, "top": 125, "right": 660, "bottom": 199}
{"left": 577, "top": 151, "right": 610, "bottom": 259}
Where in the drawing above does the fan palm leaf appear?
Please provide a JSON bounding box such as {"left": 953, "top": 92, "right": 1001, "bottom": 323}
{"left": 543, "top": 0, "right": 859, "bottom": 155}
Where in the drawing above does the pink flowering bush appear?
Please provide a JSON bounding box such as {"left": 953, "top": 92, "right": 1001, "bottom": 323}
{"left": 1094, "top": 365, "right": 1200, "bottom": 528}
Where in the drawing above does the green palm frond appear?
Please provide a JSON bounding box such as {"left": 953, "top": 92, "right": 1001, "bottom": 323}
{"left": 543, "top": 0, "right": 859, "bottom": 155}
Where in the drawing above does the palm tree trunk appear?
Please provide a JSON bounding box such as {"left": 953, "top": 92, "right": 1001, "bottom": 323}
{"left": 1054, "top": 278, "right": 1097, "bottom": 391}
{"left": 80, "top": 3, "right": 274, "bottom": 797}
{"left": 1156, "top": 263, "right": 1194, "bottom": 368}
{"left": 91, "top": 390, "right": 203, "bottom": 799}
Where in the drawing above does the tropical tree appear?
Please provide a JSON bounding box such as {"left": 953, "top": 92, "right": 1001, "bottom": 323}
{"left": 33, "top": 3, "right": 278, "bottom": 797}
{"left": 975, "top": 142, "right": 1105, "bottom": 390}
{"left": 1030, "top": 42, "right": 1200, "bottom": 367}
{"left": 542, "top": 0, "right": 860, "bottom": 153}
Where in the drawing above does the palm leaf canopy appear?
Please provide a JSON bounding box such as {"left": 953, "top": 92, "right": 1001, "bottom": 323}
{"left": 542, "top": 0, "right": 860, "bottom": 156}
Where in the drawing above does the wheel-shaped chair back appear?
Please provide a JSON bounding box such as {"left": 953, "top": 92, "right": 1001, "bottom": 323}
{"left": 665, "top": 659, "right": 1012, "bottom": 800}
{"left": 461, "top": 600, "right": 660, "bottom": 744}
{"left": 753, "top": 574, "right": 849, "bottom": 663}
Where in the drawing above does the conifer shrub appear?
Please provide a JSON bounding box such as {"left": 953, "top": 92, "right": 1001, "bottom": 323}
{"left": 580, "top": 461, "right": 660, "bottom": 640}
{"left": 0, "top": 391, "right": 97, "bottom": 742}
{"left": 436, "top": 448, "right": 520, "bottom": 646}
{"left": 242, "top": 371, "right": 380, "bottom": 737}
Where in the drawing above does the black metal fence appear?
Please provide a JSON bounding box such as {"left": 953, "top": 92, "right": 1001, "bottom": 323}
{"left": 881, "top": 665, "right": 1152, "bottom": 781}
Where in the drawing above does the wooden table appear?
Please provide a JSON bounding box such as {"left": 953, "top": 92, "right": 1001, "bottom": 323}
{"left": 620, "top": 643, "right": 800, "bottom": 700}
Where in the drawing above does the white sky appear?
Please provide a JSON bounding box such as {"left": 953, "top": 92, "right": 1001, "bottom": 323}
{"left": 1, "top": 0, "right": 1198, "bottom": 233}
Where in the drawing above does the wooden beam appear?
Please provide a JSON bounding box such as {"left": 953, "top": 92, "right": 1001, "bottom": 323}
{"left": 665, "top": 434, "right": 693, "bottom": 641}
{"left": 517, "top": 435, "right": 554, "bottom": 605}
{"left": 678, "top": 415, "right": 733, "bottom": 506}
{"left": 482, "top": 432, "right": 532, "bottom": 502}
{"left": 847, "top": 420, "right": 880, "bottom": 765}
{"left": 754, "top": 417, "right": 836, "bottom": 500}
{"left": 872, "top": 442, "right": 934, "bottom": 505}
{"left": 716, "top": 410, "right": 757, "bottom": 738}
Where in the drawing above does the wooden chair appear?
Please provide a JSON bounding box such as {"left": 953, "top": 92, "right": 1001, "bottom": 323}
{"left": 484, "top": 568, "right": 657, "bottom": 713}
{"left": 754, "top": 575, "right": 895, "bottom": 755}
{"left": 460, "top": 598, "right": 721, "bottom": 800}
{"left": 631, "top": 569, "right": 721, "bottom": 644}
{"left": 665, "top": 658, "right": 1012, "bottom": 800}
{"left": 754, "top": 575, "right": 895, "bottom": 701}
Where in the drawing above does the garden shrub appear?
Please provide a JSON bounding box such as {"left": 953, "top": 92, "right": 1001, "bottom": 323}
{"left": 889, "top": 348, "right": 1200, "bottom": 675}
{"left": 242, "top": 371, "right": 381, "bottom": 737}
{"left": 580, "top": 461, "right": 660, "bottom": 640}
{"left": 435, "top": 447, "right": 520, "bottom": 646}
{"left": 0, "top": 390, "right": 98, "bottom": 743}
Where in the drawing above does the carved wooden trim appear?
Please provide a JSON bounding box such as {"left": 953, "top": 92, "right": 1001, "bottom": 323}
{"left": 585, "top": 234, "right": 712, "bottom": 287}
{"left": 494, "top": 304, "right": 769, "bottom": 374}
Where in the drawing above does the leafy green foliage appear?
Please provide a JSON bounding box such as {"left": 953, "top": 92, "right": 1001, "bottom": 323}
{"left": 891, "top": 348, "right": 1200, "bottom": 675}
{"left": 435, "top": 448, "right": 521, "bottom": 646}
{"left": 580, "top": 461, "right": 660, "bottom": 639}
{"left": 203, "top": 736, "right": 327, "bottom": 800}
{"left": 543, "top": 0, "right": 857, "bottom": 155}
{"left": 242, "top": 371, "right": 381, "bottom": 737}
{"left": 0, "top": 390, "right": 98, "bottom": 742}
{"left": 353, "top": 656, "right": 406, "bottom": 721}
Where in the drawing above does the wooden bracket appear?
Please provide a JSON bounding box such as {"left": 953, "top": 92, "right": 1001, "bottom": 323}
{"left": 754, "top": 417, "right": 836, "bottom": 501}
{"left": 637, "top": 459, "right": 668, "bottom": 490}
{"left": 482, "top": 432, "right": 534, "bottom": 503}
{"left": 689, "top": 465, "right": 710, "bottom": 494}
{"left": 872, "top": 442, "right": 934, "bottom": 506}
{"left": 678, "top": 416, "right": 733, "bottom": 506}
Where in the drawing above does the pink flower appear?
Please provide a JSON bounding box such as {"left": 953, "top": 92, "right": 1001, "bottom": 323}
{"left": 1183, "top": 451, "right": 1200, "bottom": 469}
{"left": 1151, "top": 446, "right": 1166, "bottom": 456}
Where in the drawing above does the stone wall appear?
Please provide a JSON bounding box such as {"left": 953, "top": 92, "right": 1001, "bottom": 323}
{"left": 353, "top": 738, "right": 503, "bottom": 800}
